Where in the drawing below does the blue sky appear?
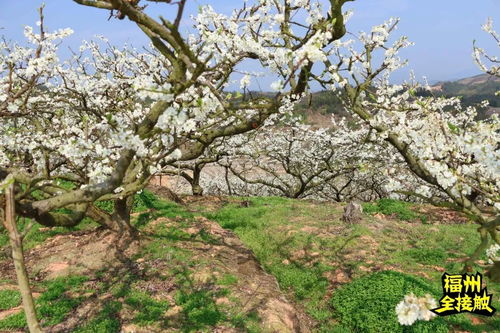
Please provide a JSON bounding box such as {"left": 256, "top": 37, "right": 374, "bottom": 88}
{"left": 0, "top": 0, "right": 498, "bottom": 87}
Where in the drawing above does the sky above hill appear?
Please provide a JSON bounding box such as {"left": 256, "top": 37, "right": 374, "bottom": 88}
{"left": 0, "top": 0, "right": 498, "bottom": 89}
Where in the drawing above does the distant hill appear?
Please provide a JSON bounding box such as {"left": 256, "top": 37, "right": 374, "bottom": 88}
{"left": 295, "top": 74, "right": 499, "bottom": 125}
{"left": 427, "top": 73, "right": 499, "bottom": 119}
{"left": 433, "top": 73, "right": 500, "bottom": 89}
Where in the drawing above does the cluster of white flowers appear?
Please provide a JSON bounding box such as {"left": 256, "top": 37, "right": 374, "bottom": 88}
{"left": 395, "top": 293, "right": 437, "bottom": 326}
{"left": 473, "top": 18, "right": 499, "bottom": 77}
{"left": 192, "top": 0, "right": 339, "bottom": 88}
{"left": 2, "top": 0, "right": 498, "bottom": 251}
{"left": 3, "top": 0, "right": 365, "bottom": 227}
{"left": 486, "top": 244, "right": 500, "bottom": 264}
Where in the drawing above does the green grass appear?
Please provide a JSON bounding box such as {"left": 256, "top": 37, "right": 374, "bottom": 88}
{"left": 0, "top": 311, "right": 26, "bottom": 331}
{"left": 0, "top": 276, "right": 88, "bottom": 330}
{"left": 37, "top": 276, "right": 88, "bottom": 326}
{"left": 206, "top": 197, "right": 347, "bottom": 329}
{"left": 204, "top": 196, "right": 498, "bottom": 332}
{"left": 175, "top": 289, "right": 226, "bottom": 329}
{"left": 75, "top": 193, "right": 258, "bottom": 332}
{"left": 218, "top": 274, "right": 238, "bottom": 286}
{"left": 133, "top": 190, "right": 193, "bottom": 219}
{"left": 3, "top": 192, "right": 496, "bottom": 332}
{"left": 330, "top": 270, "right": 473, "bottom": 332}
{"left": 0, "top": 232, "right": 8, "bottom": 249}
{"left": 0, "top": 190, "right": 168, "bottom": 251}
{"left": 363, "top": 198, "right": 421, "bottom": 221}
{"left": 125, "top": 290, "right": 169, "bottom": 326}
{"left": 0, "top": 289, "right": 21, "bottom": 310}
{"left": 0, "top": 217, "right": 98, "bottom": 251}
{"left": 379, "top": 223, "right": 489, "bottom": 276}
{"left": 74, "top": 301, "right": 122, "bottom": 333}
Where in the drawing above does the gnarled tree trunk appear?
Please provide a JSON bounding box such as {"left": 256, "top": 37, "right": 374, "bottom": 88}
{"left": 191, "top": 164, "right": 204, "bottom": 196}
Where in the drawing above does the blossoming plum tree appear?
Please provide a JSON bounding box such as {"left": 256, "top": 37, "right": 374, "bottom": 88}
{"left": 1, "top": 0, "right": 497, "bottom": 291}
{"left": 217, "top": 118, "right": 391, "bottom": 201}
{"left": 320, "top": 18, "right": 499, "bottom": 271}
{"left": 1, "top": 0, "right": 352, "bottom": 241}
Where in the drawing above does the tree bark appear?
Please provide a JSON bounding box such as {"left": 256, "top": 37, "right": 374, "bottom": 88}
{"left": 108, "top": 196, "right": 137, "bottom": 250}
{"left": 224, "top": 166, "right": 232, "bottom": 196}
{"left": 3, "top": 176, "right": 43, "bottom": 333}
{"left": 191, "top": 164, "right": 204, "bottom": 196}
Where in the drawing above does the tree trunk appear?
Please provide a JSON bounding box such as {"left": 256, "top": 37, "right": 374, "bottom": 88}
{"left": 191, "top": 164, "right": 204, "bottom": 196}
{"left": 111, "top": 196, "right": 138, "bottom": 249}
{"left": 3, "top": 177, "right": 43, "bottom": 333}
{"left": 224, "top": 166, "right": 232, "bottom": 196}
{"left": 342, "top": 201, "right": 363, "bottom": 224}
{"left": 486, "top": 261, "right": 500, "bottom": 283}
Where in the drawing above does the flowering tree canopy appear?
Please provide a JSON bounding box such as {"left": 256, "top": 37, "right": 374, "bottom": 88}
{"left": 0, "top": 0, "right": 351, "bottom": 235}
{"left": 0, "top": 1, "right": 497, "bottom": 272}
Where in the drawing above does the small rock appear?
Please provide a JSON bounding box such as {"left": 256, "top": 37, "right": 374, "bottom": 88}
{"left": 324, "top": 269, "right": 351, "bottom": 284}
{"left": 185, "top": 227, "right": 198, "bottom": 235}
{"left": 342, "top": 202, "right": 363, "bottom": 224}
{"left": 334, "top": 269, "right": 351, "bottom": 284}
{"left": 216, "top": 297, "right": 231, "bottom": 305}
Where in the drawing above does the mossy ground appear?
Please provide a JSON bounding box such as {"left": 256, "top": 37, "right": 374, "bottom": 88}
{"left": 0, "top": 192, "right": 498, "bottom": 332}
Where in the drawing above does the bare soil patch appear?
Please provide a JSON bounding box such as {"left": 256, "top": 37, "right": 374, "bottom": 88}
{"left": 26, "top": 228, "right": 140, "bottom": 280}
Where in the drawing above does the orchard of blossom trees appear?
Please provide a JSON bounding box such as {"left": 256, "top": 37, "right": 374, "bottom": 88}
{"left": 1, "top": 0, "right": 498, "bottom": 267}
{"left": 0, "top": 1, "right": 499, "bottom": 329}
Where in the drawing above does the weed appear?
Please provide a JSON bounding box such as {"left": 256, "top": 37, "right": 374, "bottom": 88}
{"left": 0, "top": 289, "right": 21, "bottom": 310}
{"left": 0, "top": 276, "right": 88, "bottom": 330}
{"left": 37, "top": 276, "right": 88, "bottom": 326}
{"left": 402, "top": 247, "right": 448, "bottom": 266}
{"left": 74, "top": 301, "right": 122, "bottom": 333}
{"left": 218, "top": 274, "right": 238, "bottom": 286}
{"left": 0, "top": 311, "right": 26, "bottom": 330}
{"left": 175, "top": 289, "right": 225, "bottom": 329}
{"left": 330, "top": 270, "right": 470, "bottom": 332}
{"left": 207, "top": 198, "right": 337, "bottom": 326}
{"left": 133, "top": 190, "right": 193, "bottom": 220}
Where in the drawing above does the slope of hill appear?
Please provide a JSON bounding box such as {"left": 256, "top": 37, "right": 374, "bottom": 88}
{"left": 433, "top": 73, "right": 500, "bottom": 90}
{"left": 430, "top": 74, "right": 500, "bottom": 119}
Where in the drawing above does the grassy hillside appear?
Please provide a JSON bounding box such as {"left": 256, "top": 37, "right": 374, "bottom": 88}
{"left": 0, "top": 192, "right": 498, "bottom": 332}
{"left": 204, "top": 196, "right": 499, "bottom": 332}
